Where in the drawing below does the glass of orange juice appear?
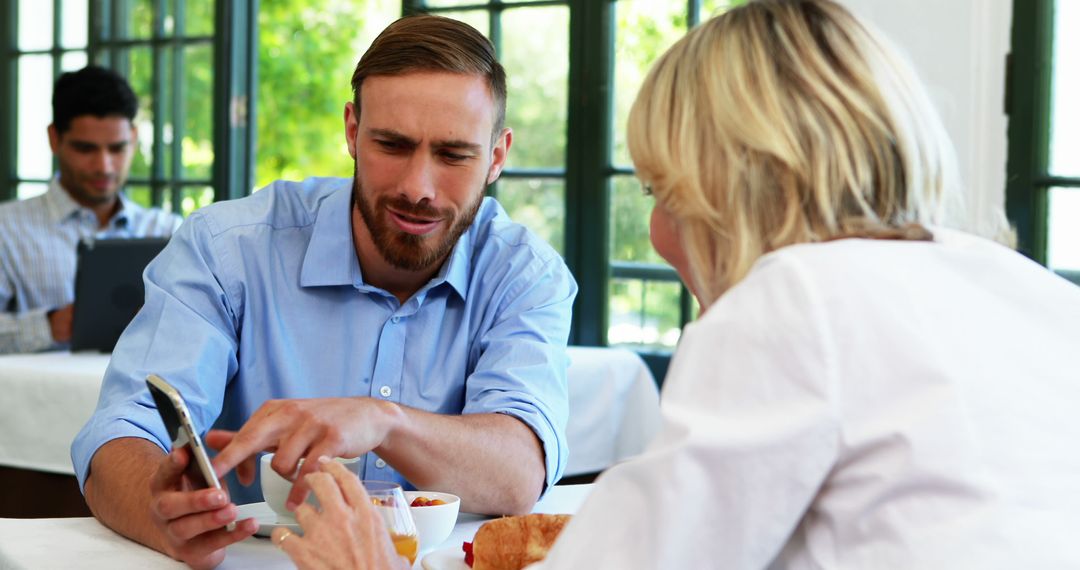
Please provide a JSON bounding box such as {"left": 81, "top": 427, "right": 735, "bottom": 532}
{"left": 363, "top": 480, "right": 419, "bottom": 564}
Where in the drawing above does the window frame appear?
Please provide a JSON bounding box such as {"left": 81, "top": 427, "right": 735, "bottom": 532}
{"left": 0, "top": 0, "right": 255, "bottom": 206}
{"left": 1007, "top": 0, "right": 1080, "bottom": 284}
{"left": 404, "top": 1, "right": 710, "bottom": 380}
{"left": 0, "top": 1, "right": 15, "bottom": 202}
{"left": 1, "top": 0, "right": 92, "bottom": 202}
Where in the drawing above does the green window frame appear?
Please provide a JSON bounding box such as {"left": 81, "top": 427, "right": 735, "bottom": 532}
{"left": 404, "top": 0, "right": 728, "bottom": 381}
{"left": 1, "top": 0, "right": 91, "bottom": 201}
{"left": 1007, "top": 0, "right": 1080, "bottom": 285}
{"left": 0, "top": 0, "right": 256, "bottom": 209}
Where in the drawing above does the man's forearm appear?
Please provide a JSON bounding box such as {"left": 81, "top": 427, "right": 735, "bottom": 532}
{"left": 84, "top": 437, "right": 170, "bottom": 554}
{"left": 375, "top": 406, "right": 547, "bottom": 516}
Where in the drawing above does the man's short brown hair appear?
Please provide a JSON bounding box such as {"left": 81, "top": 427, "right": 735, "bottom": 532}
{"left": 351, "top": 15, "right": 507, "bottom": 135}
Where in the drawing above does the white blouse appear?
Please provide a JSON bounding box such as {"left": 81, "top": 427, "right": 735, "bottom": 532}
{"left": 536, "top": 229, "right": 1080, "bottom": 569}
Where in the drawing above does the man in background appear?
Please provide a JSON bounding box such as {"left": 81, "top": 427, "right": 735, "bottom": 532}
{"left": 0, "top": 65, "right": 182, "bottom": 354}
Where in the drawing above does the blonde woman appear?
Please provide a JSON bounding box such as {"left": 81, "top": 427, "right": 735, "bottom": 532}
{"left": 274, "top": 1, "right": 1080, "bottom": 568}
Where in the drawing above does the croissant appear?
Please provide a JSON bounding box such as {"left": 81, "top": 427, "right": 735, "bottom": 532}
{"left": 470, "top": 513, "right": 572, "bottom": 570}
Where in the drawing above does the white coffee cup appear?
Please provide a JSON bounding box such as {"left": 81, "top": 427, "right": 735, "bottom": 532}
{"left": 260, "top": 453, "right": 363, "bottom": 521}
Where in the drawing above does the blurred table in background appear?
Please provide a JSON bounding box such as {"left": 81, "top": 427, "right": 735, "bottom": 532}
{"left": 562, "top": 346, "right": 661, "bottom": 477}
{"left": 0, "top": 352, "right": 108, "bottom": 517}
{"left": 0, "top": 347, "right": 659, "bottom": 516}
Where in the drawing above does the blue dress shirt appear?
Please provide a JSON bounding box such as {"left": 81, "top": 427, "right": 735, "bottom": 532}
{"left": 71, "top": 177, "right": 577, "bottom": 505}
{"left": 0, "top": 177, "right": 182, "bottom": 354}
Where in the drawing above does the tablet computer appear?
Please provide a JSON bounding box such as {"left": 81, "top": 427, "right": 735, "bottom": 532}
{"left": 70, "top": 237, "right": 168, "bottom": 352}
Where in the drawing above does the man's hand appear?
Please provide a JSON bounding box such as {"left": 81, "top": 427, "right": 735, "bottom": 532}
{"left": 47, "top": 304, "right": 73, "bottom": 342}
{"left": 149, "top": 447, "right": 258, "bottom": 569}
{"left": 208, "top": 397, "right": 403, "bottom": 512}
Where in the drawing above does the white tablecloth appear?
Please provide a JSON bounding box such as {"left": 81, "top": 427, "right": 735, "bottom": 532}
{"left": 563, "top": 346, "right": 662, "bottom": 475}
{"left": 0, "top": 352, "right": 108, "bottom": 474}
{"left": 0, "top": 484, "right": 593, "bottom": 569}
{"left": 0, "top": 347, "right": 660, "bottom": 477}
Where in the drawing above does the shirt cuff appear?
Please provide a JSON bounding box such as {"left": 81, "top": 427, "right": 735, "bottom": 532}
{"left": 24, "top": 308, "right": 57, "bottom": 353}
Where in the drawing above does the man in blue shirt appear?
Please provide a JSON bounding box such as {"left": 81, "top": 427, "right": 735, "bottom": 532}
{"left": 72, "top": 15, "right": 577, "bottom": 568}
{"left": 0, "top": 66, "right": 181, "bottom": 354}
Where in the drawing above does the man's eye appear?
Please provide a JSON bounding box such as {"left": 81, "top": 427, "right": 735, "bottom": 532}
{"left": 376, "top": 140, "right": 403, "bottom": 150}
{"left": 442, "top": 152, "right": 469, "bottom": 162}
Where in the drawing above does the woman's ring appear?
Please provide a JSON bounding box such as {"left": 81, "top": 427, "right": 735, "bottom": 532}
{"left": 275, "top": 529, "right": 294, "bottom": 549}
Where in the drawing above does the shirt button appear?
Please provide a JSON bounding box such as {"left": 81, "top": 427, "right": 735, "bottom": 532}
{"left": 391, "top": 316, "right": 400, "bottom": 324}
{"left": 375, "top": 459, "right": 387, "bottom": 469}
{"left": 379, "top": 385, "right": 392, "bottom": 397}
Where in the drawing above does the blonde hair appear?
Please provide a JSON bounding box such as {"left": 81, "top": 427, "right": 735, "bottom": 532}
{"left": 628, "top": 0, "right": 1010, "bottom": 307}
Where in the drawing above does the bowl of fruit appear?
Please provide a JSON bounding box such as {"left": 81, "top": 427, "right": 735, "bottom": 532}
{"left": 404, "top": 490, "right": 461, "bottom": 553}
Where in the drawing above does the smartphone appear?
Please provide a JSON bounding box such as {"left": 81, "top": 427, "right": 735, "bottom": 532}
{"left": 146, "top": 373, "right": 222, "bottom": 493}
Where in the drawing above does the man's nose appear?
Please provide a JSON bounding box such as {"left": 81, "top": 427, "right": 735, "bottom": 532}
{"left": 92, "top": 150, "right": 115, "bottom": 174}
{"left": 398, "top": 155, "right": 437, "bottom": 203}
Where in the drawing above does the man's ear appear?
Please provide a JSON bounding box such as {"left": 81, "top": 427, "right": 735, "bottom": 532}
{"left": 129, "top": 123, "right": 139, "bottom": 147}
{"left": 48, "top": 124, "right": 61, "bottom": 154}
{"left": 344, "top": 101, "right": 360, "bottom": 159}
{"left": 486, "top": 127, "right": 513, "bottom": 185}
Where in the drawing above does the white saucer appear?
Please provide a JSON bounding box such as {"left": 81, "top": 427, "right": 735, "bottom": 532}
{"left": 235, "top": 502, "right": 302, "bottom": 537}
{"left": 421, "top": 546, "right": 469, "bottom": 570}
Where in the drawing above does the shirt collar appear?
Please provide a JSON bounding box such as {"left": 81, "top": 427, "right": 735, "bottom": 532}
{"left": 44, "top": 175, "right": 140, "bottom": 230}
{"left": 435, "top": 205, "right": 475, "bottom": 300}
{"left": 300, "top": 183, "right": 357, "bottom": 287}
{"left": 44, "top": 177, "right": 83, "bottom": 224}
{"left": 299, "top": 183, "right": 478, "bottom": 300}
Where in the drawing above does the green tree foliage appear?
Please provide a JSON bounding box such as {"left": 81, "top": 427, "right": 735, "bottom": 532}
{"left": 255, "top": 0, "right": 377, "bottom": 188}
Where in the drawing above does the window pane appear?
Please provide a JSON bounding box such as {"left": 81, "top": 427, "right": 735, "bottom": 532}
{"left": 61, "top": 0, "right": 89, "bottom": 48}
{"left": 129, "top": 0, "right": 156, "bottom": 39}
{"left": 160, "top": 189, "right": 175, "bottom": 213}
{"left": 439, "top": 10, "right": 489, "bottom": 37}
{"left": 1050, "top": 0, "right": 1080, "bottom": 176}
{"left": 612, "top": 1, "right": 688, "bottom": 167}
{"left": 18, "top": 0, "right": 53, "bottom": 50}
{"left": 1048, "top": 187, "right": 1080, "bottom": 271}
{"left": 17, "top": 182, "right": 49, "bottom": 200}
{"left": 163, "top": 0, "right": 175, "bottom": 35}
{"left": 182, "top": 44, "right": 214, "bottom": 180}
{"left": 608, "top": 278, "right": 683, "bottom": 349}
{"left": 161, "top": 50, "right": 176, "bottom": 179}
{"left": 17, "top": 55, "right": 54, "bottom": 180}
{"left": 502, "top": 6, "right": 569, "bottom": 170}
{"left": 125, "top": 48, "right": 155, "bottom": 180}
{"left": 610, "top": 175, "right": 666, "bottom": 264}
{"left": 495, "top": 177, "right": 565, "bottom": 253}
{"left": 179, "top": 186, "right": 215, "bottom": 217}
{"left": 125, "top": 185, "right": 152, "bottom": 208}
{"left": 186, "top": 0, "right": 215, "bottom": 37}
{"left": 424, "top": 0, "right": 485, "bottom": 7}
{"left": 255, "top": 0, "right": 396, "bottom": 189}
{"left": 699, "top": 0, "right": 738, "bottom": 23}
{"left": 60, "top": 51, "right": 88, "bottom": 71}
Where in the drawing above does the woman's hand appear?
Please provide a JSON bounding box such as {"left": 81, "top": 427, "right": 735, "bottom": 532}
{"left": 271, "top": 457, "right": 410, "bottom": 570}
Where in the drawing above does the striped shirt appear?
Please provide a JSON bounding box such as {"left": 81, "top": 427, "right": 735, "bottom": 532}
{"left": 0, "top": 177, "right": 182, "bottom": 353}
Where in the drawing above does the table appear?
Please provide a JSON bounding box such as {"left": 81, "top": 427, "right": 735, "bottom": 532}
{"left": 0, "top": 347, "right": 660, "bottom": 480}
{"left": 0, "top": 483, "right": 593, "bottom": 569}
{"left": 0, "top": 352, "right": 108, "bottom": 474}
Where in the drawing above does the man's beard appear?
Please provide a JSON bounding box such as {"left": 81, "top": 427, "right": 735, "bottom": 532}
{"left": 59, "top": 164, "right": 119, "bottom": 206}
{"left": 352, "top": 173, "right": 484, "bottom": 272}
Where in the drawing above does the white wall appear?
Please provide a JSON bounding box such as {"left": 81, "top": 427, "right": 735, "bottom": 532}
{"left": 840, "top": 0, "right": 1013, "bottom": 229}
